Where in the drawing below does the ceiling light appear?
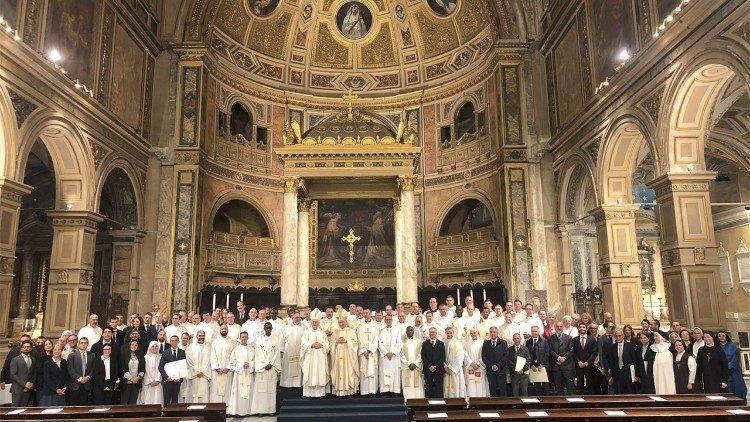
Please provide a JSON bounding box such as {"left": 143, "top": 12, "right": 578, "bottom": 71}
{"left": 602, "top": 78, "right": 610, "bottom": 86}
{"left": 653, "top": 32, "right": 660, "bottom": 38}
{"left": 48, "top": 49, "right": 62, "bottom": 62}
{"left": 618, "top": 49, "right": 630, "bottom": 62}
{"left": 0, "top": 17, "right": 4, "bottom": 25}
{"left": 659, "top": 24, "right": 666, "bottom": 30}
{"left": 687, "top": 164, "right": 695, "bottom": 172}
{"left": 3, "top": 25, "right": 11, "bottom": 33}
{"left": 74, "top": 79, "right": 82, "bottom": 89}
{"left": 12, "top": 30, "right": 20, "bottom": 40}
{"left": 65, "top": 203, "right": 73, "bottom": 209}
{"left": 666, "top": 15, "right": 674, "bottom": 22}
{"left": 675, "top": 6, "right": 682, "bottom": 12}
{"left": 617, "top": 198, "right": 624, "bottom": 204}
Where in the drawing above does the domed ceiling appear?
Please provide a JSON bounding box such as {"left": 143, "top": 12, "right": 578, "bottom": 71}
{"left": 200, "top": 0, "right": 515, "bottom": 96}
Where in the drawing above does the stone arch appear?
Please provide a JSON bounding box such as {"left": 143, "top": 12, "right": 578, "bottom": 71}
{"left": 434, "top": 190, "right": 498, "bottom": 238}
{"left": 15, "top": 111, "right": 95, "bottom": 211}
{"left": 207, "top": 190, "right": 278, "bottom": 241}
{"left": 597, "top": 114, "right": 659, "bottom": 205}
{"left": 0, "top": 84, "right": 18, "bottom": 180}
{"left": 95, "top": 160, "right": 144, "bottom": 228}
{"left": 659, "top": 47, "right": 750, "bottom": 172}
{"left": 558, "top": 153, "right": 598, "bottom": 222}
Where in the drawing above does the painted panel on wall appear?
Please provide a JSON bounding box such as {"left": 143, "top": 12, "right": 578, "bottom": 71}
{"left": 501, "top": 66, "right": 522, "bottom": 145}
{"left": 180, "top": 67, "right": 201, "bottom": 147}
{"left": 553, "top": 23, "right": 583, "bottom": 126}
{"left": 588, "top": 0, "right": 636, "bottom": 85}
{"left": 44, "top": 0, "right": 99, "bottom": 86}
{"left": 110, "top": 23, "right": 144, "bottom": 129}
{"left": 508, "top": 168, "right": 532, "bottom": 291}
{"left": 171, "top": 170, "right": 196, "bottom": 311}
{"left": 0, "top": 0, "right": 18, "bottom": 26}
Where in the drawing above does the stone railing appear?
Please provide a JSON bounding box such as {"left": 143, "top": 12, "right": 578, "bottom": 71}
{"left": 439, "top": 131, "right": 491, "bottom": 170}
{"left": 214, "top": 133, "right": 269, "bottom": 169}
{"left": 428, "top": 227, "right": 501, "bottom": 274}
{"left": 205, "top": 232, "right": 280, "bottom": 275}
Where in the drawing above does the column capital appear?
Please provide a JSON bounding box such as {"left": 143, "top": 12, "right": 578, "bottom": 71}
{"left": 397, "top": 175, "right": 416, "bottom": 192}
{"left": 281, "top": 176, "right": 303, "bottom": 193}
{"left": 647, "top": 171, "right": 716, "bottom": 199}
{"left": 393, "top": 197, "right": 402, "bottom": 211}
{"left": 298, "top": 198, "right": 311, "bottom": 213}
{"left": 0, "top": 178, "right": 33, "bottom": 204}
{"left": 47, "top": 210, "right": 104, "bottom": 229}
{"left": 589, "top": 204, "right": 640, "bottom": 223}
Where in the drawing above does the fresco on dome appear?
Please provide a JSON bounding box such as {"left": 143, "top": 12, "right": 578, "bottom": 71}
{"left": 336, "top": 2, "right": 372, "bottom": 40}
{"left": 248, "top": 0, "right": 279, "bottom": 17}
{"left": 427, "top": 0, "right": 457, "bottom": 17}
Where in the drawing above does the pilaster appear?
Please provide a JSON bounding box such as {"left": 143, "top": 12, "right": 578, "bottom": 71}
{"left": 297, "top": 199, "right": 311, "bottom": 309}
{"left": 398, "top": 176, "right": 418, "bottom": 305}
{"left": 280, "top": 177, "right": 302, "bottom": 308}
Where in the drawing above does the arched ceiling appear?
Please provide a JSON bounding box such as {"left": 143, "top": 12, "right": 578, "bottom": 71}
{"left": 186, "top": 0, "right": 520, "bottom": 96}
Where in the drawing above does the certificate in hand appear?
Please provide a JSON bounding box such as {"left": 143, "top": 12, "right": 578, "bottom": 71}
{"left": 528, "top": 366, "right": 548, "bottom": 383}
{"left": 515, "top": 356, "right": 526, "bottom": 372}
{"left": 164, "top": 360, "right": 188, "bottom": 380}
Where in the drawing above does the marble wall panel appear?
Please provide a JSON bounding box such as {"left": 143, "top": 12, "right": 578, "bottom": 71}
{"left": 110, "top": 23, "right": 144, "bottom": 129}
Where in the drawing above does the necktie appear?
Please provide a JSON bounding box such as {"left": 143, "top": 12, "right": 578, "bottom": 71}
{"left": 516, "top": 346, "right": 519, "bottom": 353}
{"left": 24, "top": 354, "right": 30, "bottom": 369}
{"left": 618, "top": 342, "right": 623, "bottom": 369}
{"left": 533, "top": 338, "right": 537, "bottom": 348}
{"left": 432, "top": 340, "right": 435, "bottom": 347}
{"left": 81, "top": 350, "right": 87, "bottom": 371}
{"left": 492, "top": 340, "right": 496, "bottom": 348}
{"left": 581, "top": 337, "right": 585, "bottom": 348}
{"left": 173, "top": 349, "right": 177, "bottom": 359}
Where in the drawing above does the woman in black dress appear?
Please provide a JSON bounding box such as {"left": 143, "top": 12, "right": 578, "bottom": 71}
{"left": 39, "top": 343, "right": 68, "bottom": 406}
{"left": 673, "top": 339, "right": 696, "bottom": 394}
{"left": 634, "top": 332, "right": 655, "bottom": 394}
{"left": 119, "top": 340, "right": 145, "bottom": 404}
{"left": 93, "top": 343, "right": 119, "bottom": 404}
{"left": 695, "top": 331, "right": 728, "bottom": 393}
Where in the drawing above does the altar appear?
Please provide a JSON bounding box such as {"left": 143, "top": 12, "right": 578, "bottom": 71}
{"left": 275, "top": 104, "right": 421, "bottom": 310}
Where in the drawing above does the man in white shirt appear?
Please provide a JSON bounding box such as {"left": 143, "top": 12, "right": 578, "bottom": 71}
{"left": 356, "top": 308, "right": 380, "bottom": 395}
{"left": 561, "top": 315, "right": 578, "bottom": 338}
{"left": 498, "top": 311, "right": 520, "bottom": 344}
{"left": 280, "top": 312, "right": 307, "bottom": 387}
{"left": 196, "top": 312, "right": 216, "bottom": 343}
{"left": 512, "top": 300, "right": 525, "bottom": 323}
{"left": 462, "top": 304, "right": 481, "bottom": 327}
{"left": 378, "top": 315, "right": 402, "bottom": 394}
{"left": 518, "top": 303, "right": 544, "bottom": 339}
{"left": 224, "top": 312, "right": 241, "bottom": 341}
{"left": 400, "top": 326, "right": 424, "bottom": 399}
{"left": 77, "top": 314, "right": 102, "bottom": 350}
{"left": 445, "top": 296, "right": 457, "bottom": 319}
{"left": 434, "top": 304, "right": 452, "bottom": 333}
{"left": 209, "top": 324, "right": 236, "bottom": 403}
{"left": 165, "top": 314, "right": 186, "bottom": 343}
{"left": 240, "top": 308, "right": 264, "bottom": 344}
{"left": 186, "top": 331, "right": 211, "bottom": 402}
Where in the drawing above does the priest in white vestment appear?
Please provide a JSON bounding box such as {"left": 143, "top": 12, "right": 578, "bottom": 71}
{"left": 165, "top": 314, "right": 186, "bottom": 343}
{"left": 518, "top": 304, "right": 543, "bottom": 339}
{"left": 451, "top": 307, "right": 471, "bottom": 343}
{"left": 251, "top": 322, "right": 281, "bottom": 415}
{"left": 443, "top": 327, "right": 468, "bottom": 398}
{"left": 378, "top": 315, "right": 403, "bottom": 394}
{"left": 186, "top": 331, "right": 211, "bottom": 402}
{"left": 227, "top": 332, "right": 254, "bottom": 416}
{"left": 476, "top": 308, "right": 494, "bottom": 340}
{"left": 330, "top": 318, "right": 359, "bottom": 396}
{"left": 421, "top": 311, "right": 440, "bottom": 340}
{"left": 280, "top": 312, "right": 307, "bottom": 387}
{"left": 357, "top": 309, "right": 380, "bottom": 395}
{"left": 300, "top": 314, "right": 330, "bottom": 397}
{"left": 400, "top": 326, "right": 424, "bottom": 400}
{"left": 240, "top": 308, "right": 264, "bottom": 344}
{"left": 196, "top": 313, "right": 216, "bottom": 343}
{"left": 465, "top": 329, "right": 489, "bottom": 397}
{"left": 140, "top": 341, "right": 164, "bottom": 404}
{"left": 224, "top": 313, "right": 241, "bottom": 341}
{"left": 78, "top": 314, "right": 103, "bottom": 350}
{"left": 209, "top": 324, "right": 236, "bottom": 403}
{"left": 462, "top": 305, "right": 481, "bottom": 326}
{"left": 498, "top": 312, "right": 520, "bottom": 344}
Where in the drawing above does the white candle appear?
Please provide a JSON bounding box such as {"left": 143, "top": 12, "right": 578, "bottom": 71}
{"left": 483, "top": 289, "right": 487, "bottom": 301}
{"left": 457, "top": 289, "right": 460, "bottom": 305}
{"left": 240, "top": 293, "right": 244, "bottom": 304}
{"left": 226, "top": 293, "right": 230, "bottom": 309}
{"left": 212, "top": 294, "right": 216, "bottom": 310}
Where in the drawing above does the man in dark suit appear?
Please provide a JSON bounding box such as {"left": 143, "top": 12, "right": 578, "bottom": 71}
{"left": 605, "top": 328, "right": 637, "bottom": 394}
{"left": 108, "top": 317, "right": 125, "bottom": 347}
{"left": 67, "top": 337, "right": 95, "bottom": 405}
{"left": 420, "top": 327, "right": 445, "bottom": 398}
{"left": 526, "top": 325, "right": 550, "bottom": 395}
{"left": 482, "top": 326, "right": 508, "bottom": 397}
{"left": 159, "top": 335, "right": 186, "bottom": 404}
{"left": 1, "top": 334, "right": 31, "bottom": 391}
{"left": 236, "top": 301, "right": 248, "bottom": 325}
{"left": 549, "top": 321, "right": 575, "bottom": 395}
{"left": 91, "top": 326, "right": 120, "bottom": 362}
{"left": 573, "top": 323, "right": 597, "bottom": 394}
{"left": 9, "top": 340, "right": 36, "bottom": 407}
{"left": 596, "top": 321, "right": 615, "bottom": 394}
{"left": 508, "top": 333, "right": 531, "bottom": 396}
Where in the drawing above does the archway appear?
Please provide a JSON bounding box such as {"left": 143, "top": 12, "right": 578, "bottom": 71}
{"left": 0, "top": 85, "right": 18, "bottom": 180}
{"left": 91, "top": 167, "right": 141, "bottom": 318}
{"left": 438, "top": 198, "right": 493, "bottom": 236}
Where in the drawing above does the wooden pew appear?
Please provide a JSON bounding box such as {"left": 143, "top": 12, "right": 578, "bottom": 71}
{"left": 161, "top": 403, "right": 226, "bottom": 422}
{"left": 412, "top": 406, "right": 750, "bottom": 421}
{"left": 469, "top": 394, "right": 744, "bottom": 410}
{"left": 16, "top": 418, "right": 203, "bottom": 422}
{"left": 0, "top": 404, "right": 162, "bottom": 420}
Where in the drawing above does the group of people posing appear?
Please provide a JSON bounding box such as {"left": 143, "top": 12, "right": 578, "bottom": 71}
{"left": 1, "top": 295, "right": 747, "bottom": 417}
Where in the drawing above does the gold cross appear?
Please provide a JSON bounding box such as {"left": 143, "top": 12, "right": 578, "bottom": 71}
{"left": 342, "top": 89, "right": 358, "bottom": 120}
{"left": 341, "top": 228, "right": 361, "bottom": 264}
{"left": 515, "top": 237, "right": 526, "bottom": 249}
{"left": 177, "top": 241, "right": 189, "bottom": 252}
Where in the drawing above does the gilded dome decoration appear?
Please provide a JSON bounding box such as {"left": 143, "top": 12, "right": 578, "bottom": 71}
{"left": 199, "top": 0, "right": 514, "bottom": 96}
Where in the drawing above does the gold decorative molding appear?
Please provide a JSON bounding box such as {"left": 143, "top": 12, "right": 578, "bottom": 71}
{"left": 397, "top": 176, "right": 416, "bottom": 192}
{"left": 281, "top": 176, "right": 303, "bottom": 193}
{"left": 298, "top": 199, "right": 312, "bottom": 213}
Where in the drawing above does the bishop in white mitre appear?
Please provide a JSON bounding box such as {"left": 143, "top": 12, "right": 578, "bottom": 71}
{"left": 465, "top": 328, "right": 489, "bottom": 397}
{"left": 378, "top": 315, "right": 403, "bottom": 394}
{"left": 251, "top": 322, "right": 281, "bottom": 415}
{"left": 356, "top": 309, "right": 380, "bottom": 395}
{"left": 400, "top": 326, "right": 424, "bottom": 400}
{"left": 280, "top": 311, "right": 307, "bottom": 387}
{"left": 300, "top": 313, "right": 330, "bottom": 397}
{"left": 443, "top": 327, "right": 467, "bottom": 398}
{"left": 330, "top": 318, "right": 359, "bottom": 396}
{"left": 227, "top": 332, "right": 254, "bottom": 416}
{"left": 209, "top": 324, "right": 236, "bottom": 403}
{"left": 186, "top": 330, "right": 212, "bottom": 402}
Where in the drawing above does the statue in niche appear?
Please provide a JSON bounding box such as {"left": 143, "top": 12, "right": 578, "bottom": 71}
{"left": 319, "top": 212, "right": 344, "bottom": 266}
{"left": 282, "top": 120, "right": 302, "bottom": 145}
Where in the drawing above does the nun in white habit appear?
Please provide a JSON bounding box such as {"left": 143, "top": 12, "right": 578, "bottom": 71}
{"left": 139, "top": 341, "right": 164, "bottom": 405}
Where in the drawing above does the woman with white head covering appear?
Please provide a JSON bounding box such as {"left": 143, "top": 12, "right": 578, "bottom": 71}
{"left": 139, "top": 341, "right": 163, "bottom": 404}
{"left": 650, "top": 331, "right": 676, "bottom": 394}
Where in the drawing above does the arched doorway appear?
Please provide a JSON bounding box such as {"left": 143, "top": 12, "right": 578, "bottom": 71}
{"left": 91, "top": 167, "right": 141, "bottom": 319}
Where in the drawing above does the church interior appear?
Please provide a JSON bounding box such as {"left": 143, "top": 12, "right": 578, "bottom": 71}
{"left": 0, "top": 0, "right": 749, "bottom": 401}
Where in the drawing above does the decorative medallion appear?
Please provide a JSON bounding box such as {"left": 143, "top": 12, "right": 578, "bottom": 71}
{"left": 336, "top": 2, "right": 373, "bottom": 40}
{"left": 394, "top": 4, "right": 406, "bottom": 21}
{"left": 427, "top": 0, "right": 458, "bottom": 17}
{"left": 7, "top": 89, "right": 38, "bottom": 128}
{"left": 302, "top": 3, "right": 314, "bottom": 21}
{"left": 247, "top": 0, "right": 280, "bottom": 17}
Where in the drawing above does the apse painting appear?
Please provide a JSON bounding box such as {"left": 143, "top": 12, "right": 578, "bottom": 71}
{"left": 427, "top": 0, "right": 458, "bottom": 17}
{"left": 316, "top": 199, "right": 395, "bottom": 269}
{"left": 44, "top": 0, "right": 98, "bottom": 86}
{"left": 247, "top": 0, "right": 279, "bottom": 17}
{"left": 336, "top": 2, "right": 372, "bottom": 40}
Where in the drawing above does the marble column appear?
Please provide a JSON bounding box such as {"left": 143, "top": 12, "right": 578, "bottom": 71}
{"left": 589, "top": 205, "right": 643, "bottom": 327}
{"left": 0, "top": 178, "right": 32, "bottom": 338}
{"left": 555, "top": 224, "right": 574, "bottom": 315}
{"left": 280, "top": 177, "right": 302, "bottom": 309}
{"left": 44, "top": 210, "right": 103, "bottom": 336}
{"left": 109, "top": 230, "right": 147, "bottom": 316}
{"left": 296, "top": 199, "right": 310, "bottom": 310}
{"left": 398, "top": 176, "right": 418, "bottom": 305}
{"left": 648, "top": 172, "right": 721, "bottom": 328}
{"left": 394, "top": 198, "right": 404, "bottom": 304}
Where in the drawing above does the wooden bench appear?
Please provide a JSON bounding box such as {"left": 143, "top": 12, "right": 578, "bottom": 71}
{"left": 412, "top": 406, "right": 750, "bottom": 421}
{"left": 0, "top": 404, "right": 162, "bottom": 420}
{"left": 15, "top": 418, "right": 203, "bottom": 422}
{"left": 469, "top": 394, "right": 744, "bottom": 410}
{"left": 161, "top": 403, "right": 226, "bottom": 422}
